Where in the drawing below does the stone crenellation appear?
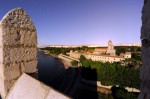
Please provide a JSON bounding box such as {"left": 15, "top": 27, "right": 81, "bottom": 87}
{"left": 1, "top": 8, "right": 36, "bottom": 47}
{"left": 0, "top": 8, "right": 37, "bottom": 98}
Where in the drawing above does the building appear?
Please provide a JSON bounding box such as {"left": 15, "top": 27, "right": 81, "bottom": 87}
{"left": 94, "top": 40, "right": 116, "bottom": 56}
{"left": 69, "top": 52, "right": 124, "bottom": 63}
{"left": 69, "top": 40, "right": 131, "bottom": 63}
{"left": 120, "top": 52, "right": 132, "bottom": 59}
{"left": 106, "top": 40, "right": 116, "bottom": 56}
{"left": 93, "top": 47, "right": 107, "bottom": 54}
{"left": 88, "top": 54, "right": 124, "bottom": 63}
{"left": 69, "top": 50, "right": 81, "bottom": 59}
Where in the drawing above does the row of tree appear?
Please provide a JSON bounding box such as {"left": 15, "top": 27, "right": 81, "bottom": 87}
{"left": 82, "top": 59, "right": 140, "bottom": 89}
{"left": 40, "top": 46, "right": 94, "bottom": 55}
{"left": 75, "top": 54, "right": 140, "bottom": 89}
{"left": 40, "top": 46, "right": 141, "bottom": 56}
{"left": 115, "top": 46, "right": 141, "bottom": 55}
{"left": 71, "top": 55, "right": 140, "bottom": 98}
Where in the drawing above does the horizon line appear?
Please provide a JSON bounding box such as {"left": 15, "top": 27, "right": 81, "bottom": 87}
{"left": 38, "top": 42, "right": 141, "bottom": 47}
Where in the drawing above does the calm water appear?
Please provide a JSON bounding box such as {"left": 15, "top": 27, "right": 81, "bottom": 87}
{"left": 37, "top": 50, "right": 112, "bottom": 99}
{"left": 37, "top": 51, "right": 66, "bottom": 87}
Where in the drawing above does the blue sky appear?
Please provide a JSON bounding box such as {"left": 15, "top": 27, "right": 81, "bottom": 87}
{"left": 0, "top": 0, "right": 143, "bottom": 46}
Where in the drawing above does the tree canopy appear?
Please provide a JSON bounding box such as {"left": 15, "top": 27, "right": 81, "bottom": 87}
{"left": 82, "top": 60, "right": 140, "bottom": 89}
{"left": 79, "top": 55, "right": 86, "bottom": 64}
{"left": 71, "top": 60, "right": 78, "bottom": 66}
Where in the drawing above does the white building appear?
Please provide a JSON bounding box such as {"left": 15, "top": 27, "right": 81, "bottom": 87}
{"left": 94, "top": 40, "right": 116, "bottom": 56}
{"left": 69, "top": 40, "right": 131, "bottom": 63}
{"left": 123, "top": 52, "right": 132, "bottom": 58}
{"left": 88, "top": 54, "right": 124, "bottom": 63}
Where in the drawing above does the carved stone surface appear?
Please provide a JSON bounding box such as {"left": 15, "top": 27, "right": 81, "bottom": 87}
{"left": 0, "top": 8, "right": 37, "bottom": 98}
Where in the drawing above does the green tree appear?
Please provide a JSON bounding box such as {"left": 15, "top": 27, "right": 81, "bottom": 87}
{"left": 82, "top": 59, "right": 140, "bottom": 89}
{"left": 131, "top": 53, "right": 141, "bottom": 61}
{"left": 71, "top": 60, "right": 78, "bottom": 66}
{"left": 79, "top": 55, "right": 86, "bottom": 64}
{"left": 115, "top": 46, "right": 127, "bottom": 55}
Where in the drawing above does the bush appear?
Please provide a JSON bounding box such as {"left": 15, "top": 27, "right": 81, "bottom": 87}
{"left": 79, "top": 55, "right": 86, "bottom": 64}
{"left": 71, "top": 60, "right": 78, "bottom": 66}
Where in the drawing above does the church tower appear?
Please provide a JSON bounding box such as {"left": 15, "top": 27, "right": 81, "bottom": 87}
{"left": 107, "top": 40, "right": 114, "bottom": 50}
{"left": 106, "top": 40, "right": 116, "bottom": 56}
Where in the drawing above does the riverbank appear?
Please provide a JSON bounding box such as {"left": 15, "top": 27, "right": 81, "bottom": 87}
{"left": 38, "top": 51, "right": 101, "bottom": 98}
{"left": 40, "top": 49, "right": 58, "bottom": 57}
{"left": 59, "top": 58, "right": 71, "bottom": 69}
{"left": 40, "top": 49, "right": 71, "bottom": 69}
{"left": 39, "top": 49, "right": 139, "bottom": 96}
{"left": 82, "top": 78, "right": 140, "bottom": 94}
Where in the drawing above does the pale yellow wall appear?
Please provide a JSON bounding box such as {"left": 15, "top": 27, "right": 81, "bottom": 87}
{"left": 69, "top": 52, "right": 124, "bottom": 63}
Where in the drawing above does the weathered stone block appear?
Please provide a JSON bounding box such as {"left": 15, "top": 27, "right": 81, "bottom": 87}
{"left": 0, "top": 24, "right": 3, "bottom": 46}
{"left": 20, "top": 29, "right": 37, "bottom": 46}
{"left": 0, "top": 48, "right": 3, "bottom": 63}
{"left": 4, "top": 63, "right": 21, "bottom": 80}
{"left": 0, "top": 7, "right": 38, "bottom": 98}
{"left": 21, "top": 61, "right": 37, "bottom": 73}
{"left": 0, "top": 7, "right": 37, "bottom": 47}
{"left": 1, "top": 8, "right": 36, "bottom": 32}
{"left": 2, "top": 28, "right": 37, "bottom": 46}
{"left": 3, "top": 47, "right": 37, "bottom": 64}
{"left": 3, "top": 32, "right": 21, "bottom": 46}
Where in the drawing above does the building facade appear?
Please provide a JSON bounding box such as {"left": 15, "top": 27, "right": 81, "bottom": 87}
{"left": 88, "top": 54, "right": 124, "bottom": 63}
{"left": 69, "top": 40, "right": 131, "bottom": 63}
{"left": 94, "top": 40, "right": 116, "bottom": 56}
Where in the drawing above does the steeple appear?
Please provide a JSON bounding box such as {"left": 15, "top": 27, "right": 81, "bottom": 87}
{"left": 108, "top": 40, "right": 112, "bottom": 45}
{"left": 107, "top": 40, "right": 116, "bottom": 56}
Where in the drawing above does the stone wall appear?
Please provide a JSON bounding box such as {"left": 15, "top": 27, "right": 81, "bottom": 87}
{"left": 139, "top": 0, "right": 150, "bottom": 99}
{"left": 0, "top": 8, "right": 37, "bottom": 98}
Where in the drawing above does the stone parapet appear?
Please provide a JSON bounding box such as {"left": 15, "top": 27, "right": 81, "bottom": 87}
{"left": 0, "top": 8, "right": 37, "bottom": 98}
{"left": 6, "top": 73, "right": 69, "bottom": 99}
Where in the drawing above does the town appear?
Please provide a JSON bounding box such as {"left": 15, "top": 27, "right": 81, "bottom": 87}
{"left": 40, "top": 40, "right": 141, "bottom": 98}
{"left": 41, "top": 40, "right": 141, "bottom": 68}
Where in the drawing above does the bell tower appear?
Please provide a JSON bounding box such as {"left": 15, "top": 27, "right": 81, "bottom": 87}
{"left": 106, "top": 40, "right": 116, "bottom": 56}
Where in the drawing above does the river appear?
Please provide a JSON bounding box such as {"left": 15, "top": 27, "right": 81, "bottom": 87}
{"left": 38, "top": 51, "right": 66, "bottom": 87}
{"left": 37, "top": 51, "right": 112, "bottom": 99}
